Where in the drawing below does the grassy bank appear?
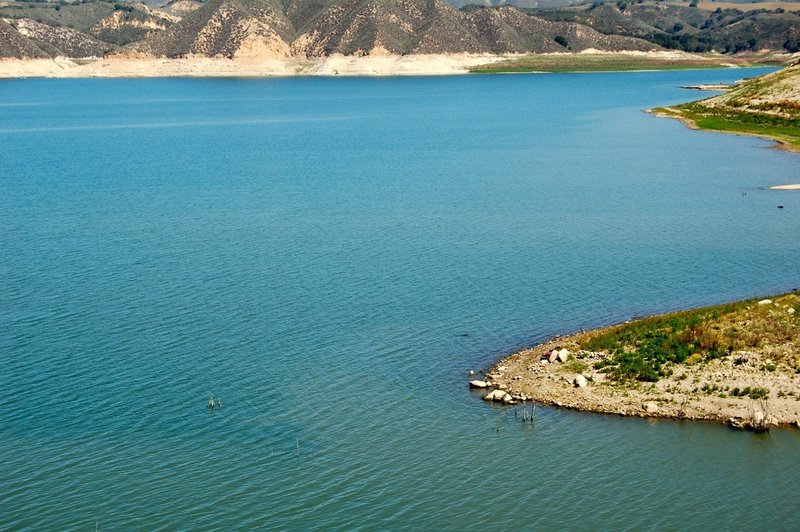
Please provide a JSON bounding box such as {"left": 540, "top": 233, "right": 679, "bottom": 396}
{"left": 652, "top": 62, "right": 800, "bottom": 151}
{"left": 583, "top": 293, "right": 800, "bottom": 385}
{"left": 486, "top": 292, "right": 800, "bottom": 429}
{"left": 469, "top": 53, "right": 785, "bottom": 74}
{"left": 654, "top": 103, "right": 800, "bottom": 150}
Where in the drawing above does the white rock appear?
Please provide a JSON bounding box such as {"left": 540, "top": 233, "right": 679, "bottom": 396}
{"left": 758, "top": 299, "right": 773, "bottom": 306}
{"left": 469, "top": 370, "right": 475, "bottom": 376}
{"left": 469, "top": 380, "right": 489, "bottom": 389}
{"left": 557, "top": 349, "right": 570, "bottom": 363}
{"left": 483, "top": 390, "right": 504, "bottom": 401}
{"left": 548, "top": 351, "right": 558, "bottom": 363}
{"left": 789, "top": 308, "right": 796, "bottom": 315}
{"left": 729, "top": 417, "right": 745, "bottom": 429}
{"left": 497, "top": 365, "right": 508, "bottom": 371}
{"left": 644, "top": 402, "right": 659, "bottom": 414}
{"left": 573, "top": 375, "right": 588, "bottom": 388}
{"left": 483, "top": 389, "right": 514, "bottom": 403}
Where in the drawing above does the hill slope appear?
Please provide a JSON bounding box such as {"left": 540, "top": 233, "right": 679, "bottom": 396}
{"left": 136, "top": 0, "right": 658, "bottom": 58}
{"left": 133, "top": 0, "right": 295, "bottom": 58}
{"left": 0, "top": 17, "right": 50, "bottom": 58}
{"left": 13, "top": 17, "right": 113, "bottom": 57}
{"left": 536, "top": 2, "right": 800, "bottom": 53}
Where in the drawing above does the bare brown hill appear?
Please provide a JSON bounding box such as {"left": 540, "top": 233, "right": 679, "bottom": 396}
{"left": 136, "top": 0, "right": 658, "bottom": 59}
{"left": 165, "top": 0, "right": 204, "bottom": 17}
{"left": 0, "top": 17, "right": 49, "bottom": 58}
{"left": 464, "top": 6, "right": 657, "bottom": 53}
{"left": 90, "top": 3, "right": 179, "bottom": 46}
{"left": 291, "top": 0, "right": 486, "bottom": 57}
{"left": 133, "top": 0, "right": 295, "bottom": 58}
{"left": 13, "top": 17, "right": 112, "bottom": 57}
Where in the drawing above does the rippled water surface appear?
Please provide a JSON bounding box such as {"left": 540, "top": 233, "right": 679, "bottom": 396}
{"left": 2, "top": 70, "right": 799, "bottom": 529}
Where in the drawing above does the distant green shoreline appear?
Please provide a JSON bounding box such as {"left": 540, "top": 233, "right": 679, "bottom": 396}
{"left": 469, "top": 53, "right": 786, "bottom": 74}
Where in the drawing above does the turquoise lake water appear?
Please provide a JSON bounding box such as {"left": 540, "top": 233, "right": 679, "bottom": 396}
{"left": 2, "top": 69, "right": 799, "bottom": 529}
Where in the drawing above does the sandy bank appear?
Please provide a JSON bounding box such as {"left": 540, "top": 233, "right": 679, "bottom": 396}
{"left": 478, "top": 298, "right": 800, "bottom": 430}
{"left": 2, "top": 50, "right": 778, "bottom": 78}
{"left": 0, "top": 54, "right": 511, "bottom": 78}
{"left": 769, "top": 184, "right": 800, "bottom": 190}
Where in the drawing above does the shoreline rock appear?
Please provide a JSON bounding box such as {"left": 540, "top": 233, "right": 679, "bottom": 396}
{"left": 477, "top": 294, "right": 800, "bottom": 431}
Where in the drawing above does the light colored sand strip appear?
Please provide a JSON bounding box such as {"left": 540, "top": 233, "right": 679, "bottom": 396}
{"left": 0, "top": 54, "right": 512, "bottom": 78}
{"left": 769, "top": 184, "right": 800, "bottom": 190}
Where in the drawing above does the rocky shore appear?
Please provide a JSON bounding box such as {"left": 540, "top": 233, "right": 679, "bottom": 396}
{"left": 474, "top": 294, "right": 800, "bottom": 431}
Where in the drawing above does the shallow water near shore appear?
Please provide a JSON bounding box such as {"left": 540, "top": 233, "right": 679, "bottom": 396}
{"left": 2, "top": 69, "right": 800, "bottom": 529}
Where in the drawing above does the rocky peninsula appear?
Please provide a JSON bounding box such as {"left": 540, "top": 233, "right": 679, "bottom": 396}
{"left": 475, "top": 293, "right": 800, "bottom": 431}
{"left": 653, "top": 61, "right": 800, "bottom": 153}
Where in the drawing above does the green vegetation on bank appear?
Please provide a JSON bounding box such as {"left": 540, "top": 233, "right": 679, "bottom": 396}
{"left": 655, "top": 102, "right": 800, "bottom": 149}
{"left": 580, "top": 293, "right": 800, "bottom": 384}
{"left": 653, "top": 63, "right": 800, "bottom": 150}
{"left": 469, "top": 53, "right": 782, "bottom": 74}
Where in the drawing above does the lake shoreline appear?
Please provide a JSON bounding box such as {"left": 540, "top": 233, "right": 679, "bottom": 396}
{"left": 649, "top": 63, "right": 800, "bottom": 153}
{"left": 650, "top": 106, "right": 800, "bottom": 154}
{"left": 478, "top": 294, "right": 800, "bottom": 431}
{"left": 0, "top": 54, "right": 510, "bottom": 78}
{"left": 0, "top": 51, "right": 788, "bottom": 78}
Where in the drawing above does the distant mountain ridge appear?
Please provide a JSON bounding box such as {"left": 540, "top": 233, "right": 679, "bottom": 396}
{"left": 535, "top": 2, "right": 800, "bottom": 53}
{"left": 1, "top": 0, "right": 658, "bottom": 59}
{"left": 2, "top": 0, "right": 798, "bottom": 60}
{"left": 445, "top": 0, "right": 581, "bottom": 8}
{"left": 135, "top": 0, "right": 657, "bottom": 58}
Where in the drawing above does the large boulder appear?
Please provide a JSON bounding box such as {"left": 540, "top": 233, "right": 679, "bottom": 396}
{"left": 483, "top": 389, "right": 514, "bottom": 403}
{"left": 469, "top": 380, "right": 489, "bottom": 389}
{"left": 483, "top": 389, "right": 505, "bottom": 401}
{"left": 573, "top": 375, "right": 588, "bottom": 388}
{"left": 557, "top": 349, "right": 570, "bottom": 363}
